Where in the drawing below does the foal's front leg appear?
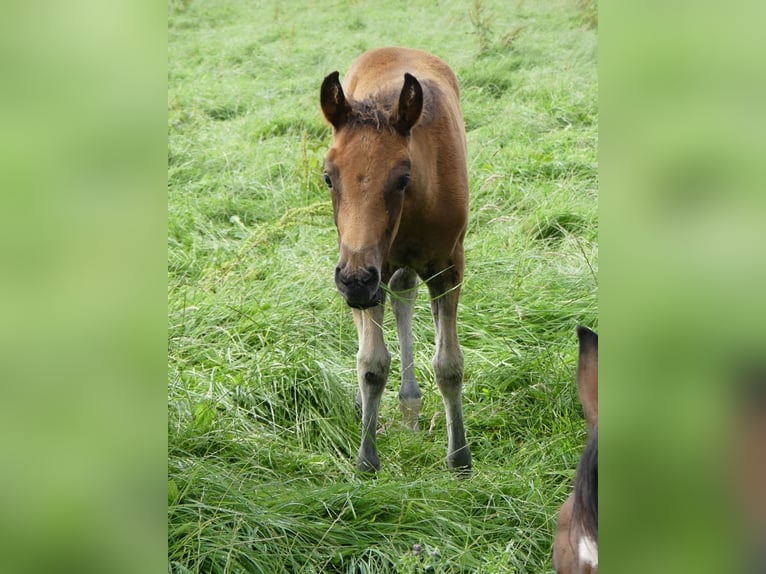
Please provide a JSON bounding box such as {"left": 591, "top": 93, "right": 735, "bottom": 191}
{"left": 353, "top": 304, "right": 391, "bottom": 472}
{"left": 390, "top": 267, "right": 421, "bottom": 431}
{"left": 427, "top": 267, "right": 472, "bottom": 472}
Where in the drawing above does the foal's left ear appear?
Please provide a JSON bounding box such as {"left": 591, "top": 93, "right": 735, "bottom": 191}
{"left": 393, "top": 73, "right": 423, "bottom": 136}
{"left": 321, "top": 71, "right": 352, "bottom": 130}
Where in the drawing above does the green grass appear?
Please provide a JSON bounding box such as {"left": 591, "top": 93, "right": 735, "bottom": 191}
{"left": 168, "top": 0, "right": 597, "bottom": 571}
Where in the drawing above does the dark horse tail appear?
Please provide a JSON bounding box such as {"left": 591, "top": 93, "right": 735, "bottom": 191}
{"left": 572, "top": 425, "right": 598, "bottom": 541}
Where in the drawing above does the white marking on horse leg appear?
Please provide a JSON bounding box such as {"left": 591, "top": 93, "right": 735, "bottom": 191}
{"left": 352, "top": 309, "right": 364, "bottom": 414}
{"left": 390, "top": 268, "right": 421, "bottom": 431}
{"left": 578, "top": 535, "right": 598, "bottom": 568}
{"left": 430, "top": 288, "right": 471, "bottom": 472}
{"left": 353, "top": 305, "right": 390, "bottom": 472}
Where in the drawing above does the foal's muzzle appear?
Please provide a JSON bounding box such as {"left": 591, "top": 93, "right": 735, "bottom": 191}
{"left": 335, "top": 264, "right": 382, "bottom": 309}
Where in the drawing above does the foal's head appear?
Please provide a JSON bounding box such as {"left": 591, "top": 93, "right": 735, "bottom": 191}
{"left": 320, "top": 72, "right": 423, "bottom": 308}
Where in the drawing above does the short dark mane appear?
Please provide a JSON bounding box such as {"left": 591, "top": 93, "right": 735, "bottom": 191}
{"left": 347, "top": 97, "right": 394, "bottom": 129}
{"left": 347, "top": 80, "right": 436, "bottom": 130}
{"left": 572, "top": 426, "right": 598, "bottom": 540}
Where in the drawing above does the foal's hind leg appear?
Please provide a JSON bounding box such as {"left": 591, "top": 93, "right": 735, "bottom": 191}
{"left": 427, "top": 258, "right": 472, "bottom": 472}
{"left": 390, "top": 267, "right": 421, "bottom": 431}
{"left": 353, "top": 303, "right": 391, "bottom": 472}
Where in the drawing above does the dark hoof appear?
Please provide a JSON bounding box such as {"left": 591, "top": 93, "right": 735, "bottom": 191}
{"left": 450, "top": 463, "right": 473, "bottom": 478}
{"left": 448, "top": 448, "right": 472, "bottom": 477}
{"left": 355, "top": 457, "right": 380, "bottom": 474}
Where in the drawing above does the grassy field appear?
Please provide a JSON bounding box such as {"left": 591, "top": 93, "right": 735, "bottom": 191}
{"left": 168, "top": 0, "right": 597, "bottom": 571}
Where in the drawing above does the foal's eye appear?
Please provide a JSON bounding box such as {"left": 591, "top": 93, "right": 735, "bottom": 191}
{"left": 398, "top": 174, "right": 411, "bottom": 190}
{"left": 323, "top": 173, "right": 333, "bottom": 188}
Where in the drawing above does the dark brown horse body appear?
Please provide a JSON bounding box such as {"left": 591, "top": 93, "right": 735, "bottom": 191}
{"left": 553, "top": 326, "right": 599, "bottom": 573}
{"left": 320, "top": 47, "right": 471, "bottom": 472}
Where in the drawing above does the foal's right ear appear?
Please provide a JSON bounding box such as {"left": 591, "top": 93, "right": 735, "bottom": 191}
{"left": 320, "top": 71, "right": 351, "bottom": 130}
{"left": 576, "top": 325, "right": 598, "bottom": 431}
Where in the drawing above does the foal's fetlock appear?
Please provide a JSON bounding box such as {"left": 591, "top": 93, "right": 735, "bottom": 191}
{"left": 447, "top": 447, "right": 473, "bottom": 476}
{"left": 355, "top": 450, "right": 380, "bottom": 473}
{"left": 399, "top": 396, "right": 422, "bottom": 431}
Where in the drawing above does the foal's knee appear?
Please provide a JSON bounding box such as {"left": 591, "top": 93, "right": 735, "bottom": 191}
{"left": 389, "top": 267, "right": 418, "bottom": 292}
{"left": 357, "top": 348, "right": 391, "bottom": 394}
{"left": 433, "top": 351, "right": 464, "bottom": 391}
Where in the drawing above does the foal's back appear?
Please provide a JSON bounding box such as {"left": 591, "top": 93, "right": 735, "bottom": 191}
{"left": 342, "top": 47, "right": 461, "bottom": 115}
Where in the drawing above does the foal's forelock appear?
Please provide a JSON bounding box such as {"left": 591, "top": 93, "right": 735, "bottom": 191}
{"left": 345, "top": 99, "right": 395, "bottom": 130}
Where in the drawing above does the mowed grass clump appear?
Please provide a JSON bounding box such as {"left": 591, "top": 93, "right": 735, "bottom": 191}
{"left": 168, "top": 0, "right": 596, "bottom": 571}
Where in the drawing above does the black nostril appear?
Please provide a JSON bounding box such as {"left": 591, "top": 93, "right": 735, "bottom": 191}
{"left": 363, "top": 266, "right": 379, "bottom": 286}
{"left": 335, "top": 265, "right": 350, "bottom": 286}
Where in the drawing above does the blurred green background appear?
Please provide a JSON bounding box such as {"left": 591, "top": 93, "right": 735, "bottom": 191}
{"left": 600, "top": 1, "right": 766, "bottom": 572}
